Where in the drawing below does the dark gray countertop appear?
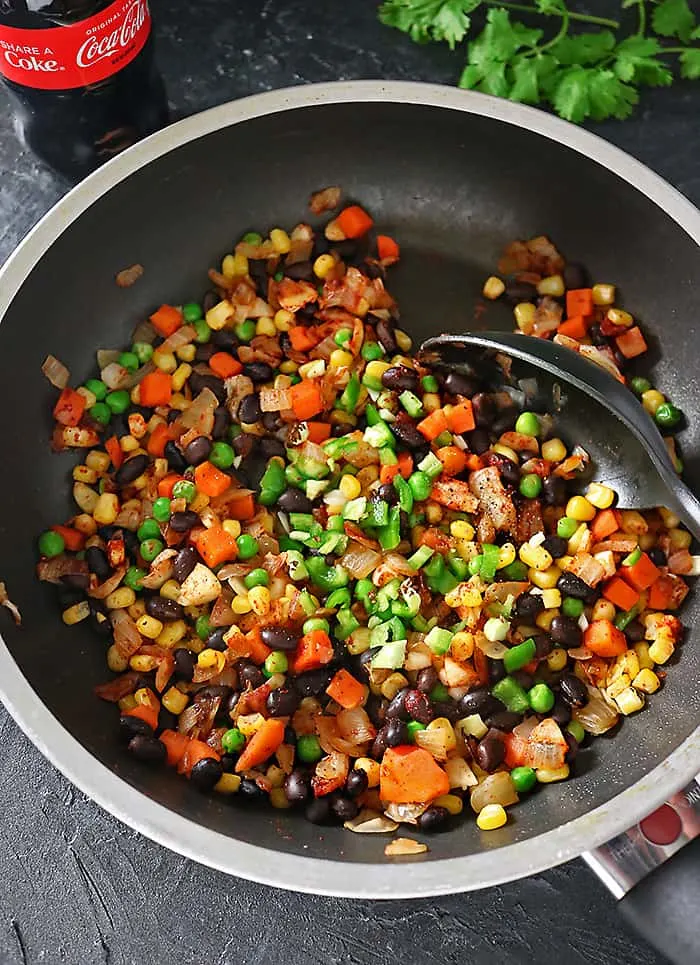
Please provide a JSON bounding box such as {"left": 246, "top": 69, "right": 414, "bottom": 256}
{"left": 1, "top": 2, "right": 698, "bottom": 963}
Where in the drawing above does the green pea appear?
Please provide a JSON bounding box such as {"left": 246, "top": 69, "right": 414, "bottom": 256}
{"left": 192, "top": 318, "right": 211, "bottom": 343}
{"left": 89, "top": 402, "right": 112, "bottom": 425}
{"left": 303, "top": 617, "right": 330, "bottom": 634}
{"left": 235, "top": 319, "right": 256, "bottom": 342}
{"left": 132, "top": 342, "right": 154, "bottom": 364}
{"left": 85, "top": 378, "right": 108, "bottom": 401}
{"left": 557, "top": 516, "right": 578, "bottom": 540}
{"left": 152, "top": 497, "right": 172, "bottom": 522}
{"left": 630, "top": 376, "right": 651, "bottom": 396}
{"left": 172, "top": 480, "right": 196, "bottom": 502}
{"left": 140, "top": 538, "right": 164, "bottom": 563}
{"left": 510, "top": 766, "right": 537, "bottom": 794}
{"left": 296, "top": 734, "right": 322, "bottom": 763}
{"left": 124, "top": 566, "right": 146, "bottom": 591}
{"left": 406, "top": 721, "right": 427, "bottom": 742}
{"left": 361, "top": 342, "right": 384, "bottom": 361}
{"left": 242, "top": 231, "right": 263, "bottom": 245}
{"left": 421, "top": 375, "right": 439, "bottom": 393}
{"left": 562, "top": 596, "right": 585, "bottom": 619}
{"left": 137, "top": 518, "right": 161, "bottom": 542}
{"left": 210, "top": 441, "right": 235, "bottom": 470}
{"left": 429, "top": 683, "right": 449, "bottom": 702}
{"left": 182, "top": 302, "right": 203, "bottom": 323}
{"left": 654, "top": 402, "right": 683, "bottom": 430}
{"left": 408, "top": 471, "right": 432, "bottom": 501}
{"left": 236, "top": 534, "right": 259, "bottom": 560}
{"left": 105, "top": 390, "right": 130, "bottom": 414}
{"left": 334, "top": 329, "right": 352, "bottom": 346}
{"left": 264, "top": 650, "right": 288, "bottom": 676}
{"left": 244, "top": 568, "right": 270, "bottom": 589}
{"left": 567, "top": 720, "right": 585, "bottom": 744}
{"left": 195, "top": 615, "right": 212, "bottom": 641}
{"left": 38, "top": 530, "right": 65, "bottom": 558}
{"left": 274, "top": 270, "right": 284, "bottom": 283}
{"left": 515, "top": 411, "right": 540, "bottom": 437}
{"left": 119, "top": 351, "right": 139, "bottom": 373}
{"left": 222, "top": 727, "right": 246, "bottom": 754}
{"left": 519, "top": 473, "right": 542, "bottom": 499}
{"left": 528, "top": 682, "right": 555, "bottom": 714}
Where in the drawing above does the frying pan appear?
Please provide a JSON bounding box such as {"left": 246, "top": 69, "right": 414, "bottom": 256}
{"left": 0, "top": 81, "right": 698, "bottom": 962}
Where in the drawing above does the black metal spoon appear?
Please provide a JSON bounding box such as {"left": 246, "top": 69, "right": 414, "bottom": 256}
{"left": 419, "top": 331, "right": 700, "bottom": 541}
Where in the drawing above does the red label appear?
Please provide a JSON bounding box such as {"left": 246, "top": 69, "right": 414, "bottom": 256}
{"left": 0, "top": 0, "right": 151, "bottom": 90}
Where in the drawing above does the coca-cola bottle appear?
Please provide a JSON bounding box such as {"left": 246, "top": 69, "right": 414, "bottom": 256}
{"left": 0, "top": 0, "right": 169, "bottom": 179}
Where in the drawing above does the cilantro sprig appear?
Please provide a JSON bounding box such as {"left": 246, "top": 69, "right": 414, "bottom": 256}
{"left": 379, "top": 0, "right": 700, "bottom": 121}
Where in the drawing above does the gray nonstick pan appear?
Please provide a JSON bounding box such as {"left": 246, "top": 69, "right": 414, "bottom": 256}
{"left": 0, "top": 82, "right": 698, "bottom": 963}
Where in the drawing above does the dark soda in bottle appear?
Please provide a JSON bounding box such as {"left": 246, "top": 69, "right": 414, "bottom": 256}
{"left": 0, "top": 0, "right": 169, "bottom": 179}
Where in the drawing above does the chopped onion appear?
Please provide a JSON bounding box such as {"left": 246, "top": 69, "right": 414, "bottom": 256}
{"left": 336, "top": 707, "right": 376, "bottom": 747}
{"left": 260, "top": 387, "right": 292, "bottom": 412}
{"left": 140, "top": 550, "right": 177, "bottom": 589}
{"left": 309, "top": 185, "right": 342, "bottom": 214}
{"left": 0, "top": 581, "right": 21, "bottom": 626}
{"left": 97, "top": 349, "right": 120, "bottom": 369}
{"left": 470, "top": 772, "right": 519, "bottom": 813}
{"left": 101, "top": 362, "right": 130, "bottom": 390}
{"left": 42, "top": 354, "right": 70, "bottom": 389}
{"left": 178, "top": 388, "right": 218, "bottom": 434}
{"left": 339, "top": 543, "right": 382, "bottom": 580}
{"left": 513, "top": 716, "right": 538, "bottom": 741}
{"left": 94, "top": 671, "right": 141, "bottom": 702}
{"left": 444, "top": 756, "right": 478, "bottom": 790}
{"left": 89, "top": 566, "right": 126, "bottom": 599}
{"left": 311, "top": 750, "right": 349, "bottom": 797}
{"left": 345, "top": 810, "right": 398, "bottom": 834}
{"left": 573, "top": 689, "right": 619, "bottom": 735}
{"left": 111, "top": 609, "right": 142, "bottom": 658}
{"left": 476, "top": 635, "right": 508, "bottom": 659}
{"left": 384, "top": 802, "right": 428, "bottom": 825}
{"left": 132, "top": 319, "right": 157, "bottom": 344}
{"left": 415, "top": 727, "right": 452, "bottom": 761}
{"left": 525, "top": 718, "right": 568, "bottom": 769}
{"left": 115, "top": 264, "right": 144, "bottom": 288}
{"left": 37, "top": 555, "right": 89, "bottom": 585}
{"left": 160, "top": 325, "right": 196, "bottom": 353}
{"left": 568, "top": 646, "right": 593, "bottom": 660}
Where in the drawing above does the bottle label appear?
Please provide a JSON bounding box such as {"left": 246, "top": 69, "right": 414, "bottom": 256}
{"left": 0, "top": 0, "right": 152, "bottom": 90}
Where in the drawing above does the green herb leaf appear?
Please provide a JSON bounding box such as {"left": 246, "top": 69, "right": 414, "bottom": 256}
{"left": 613, "top": 36, "right": 673, "bottom": 86}
{"left": 469, "top": 9, "right": 542, "bottom": 64}
{"left": 680, "top": 48, "right": 700, "bottom": 79}
{"left": 508, "top": 52, "right": 559, "bottom": 102}
{"left": 651, "top": 0, "right": 697, "bottom": 43}
{"left": 549, "top": 30, "right": 616, "bottom": 66}
{"left": 379, "top": 0, "right": 481, "bottom": 49}
{"left": 551, "top": 66, "right": 638, "bottom": 123}
{"left": 459, "top": 59, "right": 510, "bottom": 96}
{"left": 533, "top": 0, "right": 565, "bottom": 15}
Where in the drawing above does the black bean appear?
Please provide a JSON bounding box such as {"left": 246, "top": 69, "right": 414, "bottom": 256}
{"left": 212, "top": 329, "right": 240, "bottom": 352}
{"left": 85, "top": 546, "right": 110, "bottom": 581}
{"left": 557, "top": 571, "right": 596, "bottom": 603}
{"left": 494, "top": 405, "right": 519, "bottom": 433}
{"left": 206, "top": 627, "right": 228, "bottom": 651}
{"left": 533, "top": 634, "right": 554, "bottom": 659}
{"left": 346, "top": 769, "right": 369, "bottom": 798}
{"left": 202, "top": 290, "right": 219, "bottom": 314}
{"left": 417, "top": 805, "right": 450, "bottom": 832}
{"left": 332, "top": 239, "right": 358, "bottom": 260}
{"left": 648, "top": 547, "right": 667, "bottom": 567}
{"left": 489, "top": 659, "right": 507, "bottom": 685}
{"left": 277, "top": 489, "right": 312, "bottom": 513}
{"left": 284, "top": 769, "right": 310, "bottom": 804}
{"left": 472, "top": 393, "right": 496, "bottom": 428}
{"left": 391, "top": 415, "right": 426, "bottom": 450}
{"left": 170, "top": 510, "right": 199, "bottom": 533}
{"left": 381, "top": 365, "right": 419, "bottom": 393}
{"left": 260, "top": 437, "right": 286, "bottom": 459}
{"left": 514, "top": 593, "right": 545, "bottom": 621}
{"left": 189, "top": 758, "right": 223, "bottom": 790}
{"left": 512, "top": 670, "right": 533, "bottom": 691}
{"left": 431, "top": 700, "right": 461, "bottom": 723}
{"left": 119, "top": 714, "right": 153, "bottom": 742}
{"left": 563, "top": 262, "right": 590, "bottom": 290}
{"left": 197, "top": 684, "right": 233, "bottom": 701}
{"left": 261, "top": 412, "right": 282, "bottom": 434}
{"left": 330, "top": 794, "right": 360, "bottom": 822}
{"left": 625, "top": 620, "right": 645, "bottom": 643}
{"left": 293, "top": 668, "right": 334, "bottom": 697}
{"left": 89, "top": 598, "right": 112, "bottom": 636}
{"left": 239, "top": 393, "right": 263, "bottom": 424}
{"left": 115, "top": 454, "right": 149, "bottom": 486}
{"left": 484, "top": 452, "right": 519, "bottom": 488}
{"left": 476, "top": 735, "right": 506, "bottom": 772}
{"left": 237, "top": 660, "right": 265, "bottom": 690}
{"left": 164, "top": 441, "right": 188, "bottom": 472}
{"left": 128, "top": 734, "right": 166, "bottom": 764}
{"left": 376, "top": 319, "right": 397, "bottom": 355}
{"left": 564, "top": 732, "right": 579, "bottom": 762}
{"left": 486, "top": 710, "right": 522, "bottom": 732}
{"left": 559, "top": 673, "right": 588, "bottom": 707}
{"left": 305, "top": 797, "right": 331, "bottom": 824}
{"left": 239, "top": 778, "right": 267, "bottom": 802}
{"left": 145, "top": 597, "right": 184, "bottom": 621}
{"left": 110, "top": 414, "right": 129, "bottom": 438}
{"left": 243, "top": 362, "right": 274, "bottom": 384}
{"left": 542, "top": 475, "right": 567, "bottom": 506}
{"left": 404, "top": 689, "right": 434, "bottom": 725}
{"left": 225, "top": 692, "right": 240, "bottom": 719}
{"left": 260, "top": 627, "right": 301, "bottom": 652}
{"left": 385, "top": 688, "right": 410, "bottom": 720}
{"left": 416, "top": 667, "right": 439, "bottom": 694}
{"left": 189, "top": 372, "right": 226, "bottom": 403}
{"left": 267, "top": 688, "right": 300, "bottom": 718}
{"left": 194, "top": 344, "right": 216, "bottom": 363}
{"left": 232, "top": 432, "right": 257, "bottom": 457}
{"left": 550, "top": 615, "right": 582, "bottom": 649}
{"left": 444, "top": 372, "right": 478, "bottom": 397}
{"left": 173, "top": 547, "right": 199, "bottom": 584}
{"left": 551, "top": 698, "right": 572, "bottom": 727}
{"left": 248, "top": 261, "right": 269, "bottom": 296}
{"left": 220, "top": 754, "right": 236, "bottom": 772}
{"left": 371, "top": 728, "right": 389, "bottom": 760}
{"left": 384, "top": 719, "right": 408, "bottom": 747}
{"left": 505, "top": 281, "right": 537, "bottom": 305}
{"left": 589, "top": 323, "right": 607, "bottom": 347}
{"left": 173, "top": 648, "right": 196, "bottom": 682}
{"left": 466, "top": 428, "right": 491, "bottom": 455}
{"left": 458, "top": 688, "right": 502, "bottom": 719}
{"left": 184, "top": 436, "right": 212, "bottom": 466}
{"left": 542, "top": 536, "right": 568, "bottom": 559}
{"left": 284, "top": 260, "right": 314, "bottom": 281}
{"left": 212, "top": 407, "right": 230, "bottom": 440}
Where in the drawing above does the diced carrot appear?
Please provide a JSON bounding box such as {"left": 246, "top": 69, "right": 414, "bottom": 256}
{"left": 226, "top": 491, "right": 256, "bottom": 520}
{"left": 51, "top": 525, "right": 85, "bottom": 552}
{"left": 244, "top": 627, "right": 273, "bottom": 665}
{"left": 104, "top": 435, "right": 123, "bottom": 469}
{"left": 446, "top": 401, "right": 475, "bottom": 434}
{"left": 583, "top": 619, "right": 628, "bottom": 657}
{"left": 326, "top": 669, "right": 366, "bottom": 709}
{"left": 139, "top": 371, "right": 173, "bottom": 408}
{"left": 291, "top": 629, "right": 334, "bottom": 674}
{"left": 558, "top": 315, "right": 587, "bottom": 339}
{"left": 417, "top": 408, "right": 449, "bottom": 441}
{"left": 235, "top": 718, "right": 286, "bottom": 773}
{"left": 209, "top": 352, "right": 243, "bottom": 379}
{"left": 379, "top": 746, "right": 450, "bottom": 804}
{"left": 306, "top": 421, "right": 332, "bottom": 444}
{"left": 290, "top": 380, "right": 324, "bottom": 420}
{"left": 591, "top": 508, "right": 621, "bottom": 542}
{"left": 53, "top": 387, "right": 86, "bottom": 427}
{"left": 190, "top": 524, "right": 238, "bottom": 568}
{"left": 503, "top": 731, "right": 529, "bottom": 769}
{"left": 419, "top": 528, "right": 454, "bottom": 553}
{"left": 379, "top": 464, "right": 400, "bottom": 485}
{"left": 194, "top": 461, "right": 232, "bottom": 497}
{"left": 123, "top": 703, "right": 159, "bottom": 733}
{"left": 566, "top": 289, "right": 593, "bottom": 319}
{"left": 336, "top": 205, "right": 374, "bottom": 239}
{"left": 648, "top": 574, "right": 674, "bottom": 610}
{"left": 615, "top": 326, "right": 648, "bottom": 359}
{"left": 158, "top": 473, "right": 183, "bottom": 498}
{"left": 436, "top": 445, "right": 468, "bottom": 476}
{"left": 289, "top": 326, "right": 319, "bottom": 352}
{"left": 621, "top": 552, "right": 661, "bottom": 592}
{"left": 179, "top": 738, "right": 220, "bottom": 776}
{"left": 149, "top": 304, "right": 183, "bottom": 338}
{"left": 465, "top": 453, "right": 484, "bottom": 472}
{"left": 379, "top": 452, "right": 413, "bottom": 485}
{"left": 603, "top": 576, "right": 640, "bottom": 611}
{"left": 376, "top": 235, "right": 400, "bottom": 261}
{"left": 147, "top": 422, "right": 170, "bottom": 457}
{"left": 160, "top": 729, "right": 190, "bottom": 767}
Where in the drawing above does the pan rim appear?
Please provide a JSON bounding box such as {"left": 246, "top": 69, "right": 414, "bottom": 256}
{"left": 0, "top": 80, "right": 699, "bottom": 897}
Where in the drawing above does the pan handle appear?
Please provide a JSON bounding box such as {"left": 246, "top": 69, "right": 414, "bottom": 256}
{"left": 584, "top": 777, "right": 700, "bottom": 965}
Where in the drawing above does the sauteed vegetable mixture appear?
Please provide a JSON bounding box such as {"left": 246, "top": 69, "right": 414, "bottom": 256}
{"left": 37, "top": 192, "right": 695, "bottom": 841}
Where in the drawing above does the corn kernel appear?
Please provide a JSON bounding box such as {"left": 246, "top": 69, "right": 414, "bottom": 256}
{"left": 536, "top": 608, "right": 559, "bottom": 631}
{"left": 492, "top": 444, "right": 519, "bottom": 463}
{"left": 73, "top": 514, "right": 97, "bottom": 536}
{"left": 476, "top": 803, "right": 508, "bottom": 830}
{"left": 251, "top": 316, "right": 274, "bottom": 338}
{"left": 434, "top": 793, "right": 464, "bottom": 816}
{"left": 514, "top": 302, "right": 536, "bottom": 333}
{"left": 153, "top": 350, "right": 177, "bottom": 374}
{"left": 222, "top": 519, "right": 241, "bottom": 539}
{"left": 206, "top": 299, "right": 234, "bottom": 331}
{"left": 274, "top": 309, "right": 294, "bottom": 332}
{"left": 586, "top": 483, "right": 616, "bottom": 510}
{"left": 529, "top": 565, "right": 561, "bottom": 590}
{"left": 136, "top": 614, "right": 163, "bottom": 639}
{"left": 339, "top": 474, "right": 362, "bottom": 500}
{"left": 231, "top": 252, "right": 249, "bottom": 277}
{"left": 495, "top": 542, "right": 516, "bottom": 570}
{"left": 232, "top": 594, "right": 252, "bottom": 615}
{"left": 73, "top": 465, "right": 98, "bottom": 484}
{"left": 537, "top": 274, "right": 565, "bottom": 297}
{"left": 269, "top": 227, "right": 291, "bottom": 254}
{"left": 421, "top": 392, "right": 441, "bottom": 414}
{"left": 354, "top": 758, "right": 380, "bottom": 787}
{"left": 189, "top": 492, "right": 210, "bottom": 514}
{"left": 519, "top": 542, "right": 553, "bottom": 570}
{"left": 450, "top": 520, "right": 475, "bottom": 541}
{"left": 394, "top": 329, "right": 412, "bottom": 352}
{"left": 381, "top": 672, "right": 409, "bottom": 701}
{"left": 237, "top": 713, "right": 265, "bottom": 736}
{"left": 105, "top": 586, "right": 136, "bottom": 610}
{"left": 426, "top": 717, "right": 457, "bottom": 753}
{"left": 86, "top": 450, "right": 111, "bottom": 472}
{"left": 482, "top": 276, "right": 505, "bottom": 300}
{"left": 76, "top": 386, "right": 97, "bottom": 409}
{"left": 649, "top": 637, "right": 674, "bottom": 665}
{"left": 128, "top": 599, "right": 146, "bottom": 621}
{"left": 642, "top": 389, "right": 665, "bottom": 416}
{"left": 425, "top": 503, "right": 442, "bottom": 525}
{"left": 614, "top": 686, "right": 645, "bottom": 715}
{"left": 93, "top": 492, "right": 119, "bottom": 525}
{"left": 153, "top": 621, "right": 186, "bottom": 650}
{"left": 592, "top": 283, "right": 615, "bottom": 306}
{"left": 158, "top": 580, "right": 180, "bottom": 602}
{"left": 171, "top": 363, "right": 192, "bottom": 392}
{"left": 107, "top": 644, "right": 128, "bottom": 673}
{"left": 632, "top": 668, "right": 660, "bottom": 694}
{"left": 197, "top": 649, "right": 226, "bottom": 674}
{"left": 313, "top": 253, "right": 336, "bottom": 280}
{"left": 566, "top": 496, "right": 596, "bottom": 522}
{"left": 536, "top": 764, "right": 570, "bottom": 783}
{"left": 365, "top": 360, "right": 390, "bottom": 387}
{"left": 176, "top": 343, "right": 196, "bottom": 362}
{"left": 329, "top": 349, "right": 354, "bottom": 370}
{"left": 669, "top": 527, "right": 692, "bottom": 550}
{"left": 62, "top": 601, "right": 90, "bottom": 626}
{"left": 567, "top": 523, "right": 591, "bottom": 555}
{"left": 119, "top": 435, "right": 140, "bottom": 454}
{"left": 541, "top": 588, "right": 562, "bottom": 610}
{"left": 221, "top": 253, "right": 237, "bottom": 278}
{"left": 450, "top": 631, "right": 475, "bottom": 662}
{"left": 130, "top": 385, "right": 141, "bottom": 405}
{"left": 607, "top": 307, "right": 633, "bottom": 328}
{"left": 592, "top": 599, "right": 616, "bottom": 622}
{"left": 458, "top": 714, "right": 488, "bottom": 739}
{"left": 330, "top": 410, "right": 357, "bottom": 427}
{"left": 161, "top": 686, "right": 189, "bottom": 716}
{"left": 215, "top": 773, "right": 242, "bottom": 795}
{"left": 118, "top": 694, "right": 137, "bottom": 712}
{"left": 298, "top": 359, "right": 326, "bottom": 380}
{"left": 541, "top": 438, "right": 567, "bottom": 463}
{"left": 633, "top": 642, "right": 654, "bottom": 670}
{"left": 130, "top": 654, "right": 157, "bottom": 672}
{"left": 248, "top": 585, "right": 271, "bottom": 616}
{"left": 658, "top": 506, "right": 680, "bottom": 529}
{"left": 547, "top": 647, "right": 568, "bottom": 672}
